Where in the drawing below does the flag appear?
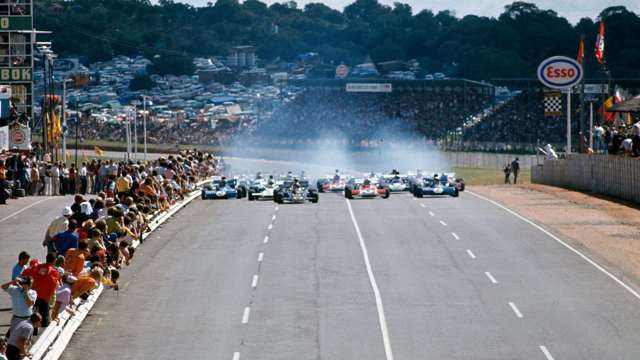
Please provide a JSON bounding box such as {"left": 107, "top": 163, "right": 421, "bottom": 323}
{"left": 576, "top": 37, "right": 584, "bottom": 65}
{"left": 599, "top": 91, "right": 623, "bottom": 124}
{"left": 544, "top": 91, "right": 562, "bottom": 117}
{"left": 595, "top": 20, "right": 605, "bottom": 65}
{"left": 94, "top": 146, "right": 105, "bottom": 156}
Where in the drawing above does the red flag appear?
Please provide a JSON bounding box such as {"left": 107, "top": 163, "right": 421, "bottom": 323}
{"left": 576, "top": 37, "right": 584, "bottom": 64}
{"left": 595, "top": 20, "right": 605, "bottom": 65}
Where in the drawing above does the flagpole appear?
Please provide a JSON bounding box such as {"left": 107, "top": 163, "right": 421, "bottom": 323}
{"left": 567, "top": 90, "right": 572, "bottom": 155}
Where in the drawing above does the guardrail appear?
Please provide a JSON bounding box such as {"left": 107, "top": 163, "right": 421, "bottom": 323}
{"left": 29, "top": 180, "right": 209, "bottom": 360}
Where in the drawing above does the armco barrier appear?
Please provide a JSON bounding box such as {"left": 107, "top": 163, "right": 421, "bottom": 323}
{"left": 29, "top": 180, "right": 209, "bottom": 360}
{"left": 531, "top": 154, "right": 640, "bottom": 204}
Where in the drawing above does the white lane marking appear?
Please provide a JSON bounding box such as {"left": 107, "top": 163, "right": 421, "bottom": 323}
{"left": 275, "top": 206, "right": 279, "bottom": 211}
{"left": 419, "top": 203, "right": 425, "bottom": 208}
{"left": 466, "top": 249, "right": 476, "bottom": 259}
{"left": 272, "top": 214, "right": 277, "bottom": 221}
{"left": 539, "top": 346, "right": 555, "bottom": 360}
{"left": 439, "top": 220, "right": 447, "bottom": 226}
{"left": 258, "top": 252, "right": 264, "bottom": 262}
{"left": 242, "top": 307, "right": 251, "bottom": 324}
{"left": 232, "top": 352, "right": 240, "bottom": 360}
{"left": 251, "top": 275, "right": 259, "bottom": 288}
{"left": 412, "top": 197, "right": 417, "bottom": 201}
{"left": 468, "top": 191, "right": 640, "bottom": 302}
{"left": 345, "top": 199, "right": 394, "bottom": 360}
{"left": 508, "top": 302, "right": 523, "bottom": 318}
{"left": 451, "top": 232, "right": 460, "bottom": 240}
{"left": 263, "top": 236, "right": 269, "bottom": 244}
{"left": 428, "top": 211, "right": 435, "bottom": 217}
{"left": 485, "top": 272, "right": 498, "bottom": 284}
{"left": 0, "top": 197, "right": 56, "bottom": 223}
{"left": 268, "top": 223, "right": 273, "bottom": 230}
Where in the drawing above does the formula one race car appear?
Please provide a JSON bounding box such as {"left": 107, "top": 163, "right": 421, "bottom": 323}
{"left": 247, "top": 177, "right": 279, "bottom": 201}
{"left": 274, "top": 179, "right": 319, "bottom": 204}
{"left": 382, "top": 174, "right": 410, "bottom": 192}
{"left": 345, "top": 178, "right": 390, "bottom": 199}
{"left": 412, "top": 174, "right": 459, "bottom": 198}
{"left": 201, "top": 177, "right": 244, "bottom": 199}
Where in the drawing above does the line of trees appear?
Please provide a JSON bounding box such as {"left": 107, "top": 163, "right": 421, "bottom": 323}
{"left": 35, "top": 0, "right": 640, "bottom": 79}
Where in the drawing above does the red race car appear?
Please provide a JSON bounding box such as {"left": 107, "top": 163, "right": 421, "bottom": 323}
{"left": 345, "top": 178, "right": 390, "bottom": 199}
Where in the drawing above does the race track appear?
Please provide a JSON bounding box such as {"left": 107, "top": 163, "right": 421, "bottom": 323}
{"left": 51, "top": 158, "right": 640, "bottom": 360}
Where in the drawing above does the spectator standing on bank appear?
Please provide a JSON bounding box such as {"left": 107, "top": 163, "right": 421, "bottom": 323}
{"left": 5, "top": 313, "right": 41, "bottom": 360}
{"left": 79, "top": 162, "right": 88, "bottom": 195}
{"left": 51, "top": 163, "right": 60, "bottom": 196}
{"left": 503, "top": 163, "right": 511, "bottom": 184}
{"left": 11, "top": 252, "right": 30, "bottom": 281}
{"left": 630, "top": 120, "right": 640, "bottom": 157}
{"left": 22, "top": 253, "right": 60, "bottom": 328}
{"left": 511, "top": 157, "right": 520, "bottom": 184}
{"left": 28, "top": 165, "right": 38, "bottom": 196}
{"left": 1, "top": 276, "right": 36, "bottom": 337}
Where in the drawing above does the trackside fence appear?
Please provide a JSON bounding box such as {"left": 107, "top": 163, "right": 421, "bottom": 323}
{"left": 531, "top": 154, "right": 640, "bottom": 204}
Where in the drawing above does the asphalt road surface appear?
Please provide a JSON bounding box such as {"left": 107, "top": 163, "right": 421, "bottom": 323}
{"left": 34, "top": 158, "right": 640, "bottom": 360}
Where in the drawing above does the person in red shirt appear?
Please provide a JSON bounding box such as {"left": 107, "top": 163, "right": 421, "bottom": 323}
{"left": 21, "top": 253, "right": 60, "bottom": 328}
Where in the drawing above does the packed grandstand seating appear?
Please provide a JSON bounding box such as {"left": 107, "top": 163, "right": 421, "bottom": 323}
{"left": 462, "top": 90, "right": 577, "bottom": 145}
{"left": 256, "top": 87, "right": 493, "bottom": 142}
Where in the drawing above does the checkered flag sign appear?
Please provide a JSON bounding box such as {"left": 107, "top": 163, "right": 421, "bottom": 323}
{"left": 544, "top": 92, "right": 562, "bottom": 117}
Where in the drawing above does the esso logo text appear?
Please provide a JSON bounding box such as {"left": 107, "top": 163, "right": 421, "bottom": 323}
{"left": 537, "top": 56, "right": 583, "bottom": 90}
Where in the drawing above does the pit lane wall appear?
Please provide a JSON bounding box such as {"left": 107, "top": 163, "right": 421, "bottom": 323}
{"left": 531, "top": 154, "right": 640, "bottom": 204}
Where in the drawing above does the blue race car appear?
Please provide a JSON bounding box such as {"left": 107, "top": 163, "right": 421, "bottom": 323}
{"left": 201, "top": 177, "right": 243, "bottom": 200}
{"left": 412, "top": 174, "right": 459, "bottom": 198}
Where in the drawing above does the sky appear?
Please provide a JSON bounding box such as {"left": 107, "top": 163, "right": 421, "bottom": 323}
{"left": 174, "top": 0, "right": 639, "bottom": 24}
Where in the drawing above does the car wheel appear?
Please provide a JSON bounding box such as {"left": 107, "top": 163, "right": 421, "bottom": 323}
{"left": 382, "top": 189, "right": 390, "bottom": 199}
{"left": 345, "top": 188, "right": 353, "bottom": 199}
{"left": 311, "top": 193, "right": 319, "bottom": 203}
{"left": 415, "top": 188, "right": 423, "bottom": 198}
{"left": 248, "top": 192, "right": 254, "bottom": 201}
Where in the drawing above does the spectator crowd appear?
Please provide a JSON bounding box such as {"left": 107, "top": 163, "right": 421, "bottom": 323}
{"left": 0, "top": 149, "right": 218, "bottom": 359}
{"left": 0, "top": 148, "right": 219, "bottom": 206}
{"left": 253, "top": 88, "right": 492, "bottom": 144}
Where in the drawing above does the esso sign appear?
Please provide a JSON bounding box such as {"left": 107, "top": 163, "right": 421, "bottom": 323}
{"left": 537, "top": 56, "right": 583, "bottom": 89}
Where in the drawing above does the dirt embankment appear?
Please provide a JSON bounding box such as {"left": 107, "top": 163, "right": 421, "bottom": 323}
{"left": 475, "top": 184, "right": 640, "bottom": 287}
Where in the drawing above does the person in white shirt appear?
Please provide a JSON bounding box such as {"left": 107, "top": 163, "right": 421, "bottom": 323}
{"left": 79, "top": 162, "right": 88, "bottom": 195}
{"left": 593, "top": 124, "right": 605, "bottom": 153}
{"left": 52, "top": 164, "right": 60, "bottom": 196}
{"left": 631, "top": 121, "right": 640, "bottom": 157}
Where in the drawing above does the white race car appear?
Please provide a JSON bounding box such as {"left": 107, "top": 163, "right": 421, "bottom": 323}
{"left": 247, "top": 178, "right": 280, "bottom": 201}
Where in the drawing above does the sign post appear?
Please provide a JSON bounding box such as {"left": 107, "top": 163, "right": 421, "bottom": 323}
{"left": 537, "top": 56, "right": 584, "bottom": 155}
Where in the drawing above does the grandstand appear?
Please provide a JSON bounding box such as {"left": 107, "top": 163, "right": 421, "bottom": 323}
{"left": 254, "top": 79, "right": 494, "bottom": 145}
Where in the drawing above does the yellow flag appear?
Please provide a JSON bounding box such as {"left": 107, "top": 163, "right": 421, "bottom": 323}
{"left": 94, "top": 146, "right": 105, "bottom": 156}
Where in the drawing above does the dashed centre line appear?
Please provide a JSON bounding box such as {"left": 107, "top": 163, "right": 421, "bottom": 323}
{"left": 267, "top": 223, "right": 273, "bottom": 230}
{"left": 419, "top": 203, "right": 425, "bottom": 208}
{"left": 485, "top": 272, "right": 498, "bottom": 284}
{"left": 428, "top": 211, "right": 435, "bottom": 217}
{"left": 466, "top": 249, "right": 477, "bottom": 259}
{"left": 258, "top": 252, "right": 264, "bottom": 262}
{"left": 509, "top": 302, "right": 524, "bottom": 318}
{"left": 241, "top": 307, "right": 251, "bottom": 324}
{"left": 272, "top": 214, "right": 277, "bottom": 221}
{"left": 451, "top": 232, "right": 459, "bottom": 240}
{"left": 275, "top": 206, "right": 279, "bottom": 211}
{"left": 439, "top": 220, "right": 447, "bottom": 226}
{"left": 232, "top": 352, "right": 240, "bottom": 360}
{"left": 539, "top": 346, "right": 555, "bottom": 360}
{"left": 263, "top": 236, "right": 269, "bottom": 244}
{"left": 251, "top": 275, "right": 259, "bottom": 288}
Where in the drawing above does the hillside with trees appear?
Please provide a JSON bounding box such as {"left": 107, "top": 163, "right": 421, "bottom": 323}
{"left": 35, "top": 0, "right": 640, "bottom": 79}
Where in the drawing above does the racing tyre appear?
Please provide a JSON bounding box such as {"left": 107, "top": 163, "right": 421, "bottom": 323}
{"left": 415, "top": 188, "right": 423, "bottom": 198}
{"left": 311, "top": 193, "right": 319, "bottom": 203}
{"left": 345, "top": 188, "right": 353, "bottom": 199}
{"left": 382, "top": 188, "right": 390, "bottom": 199}
{"left": 317, "top": 182, "right": 324, "bottom": 193}
{"left": 247, "top": 191, "right": 254, "bottom": 201}
{"left": 451, "top": 189, "right": 459, "bottom": 197}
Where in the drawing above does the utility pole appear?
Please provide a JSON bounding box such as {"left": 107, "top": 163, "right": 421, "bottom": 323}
{"left": 142, "top": 96, "right": 150, "bottom": 161}
{"left": 61, "top": 78, "right": 73, "bottom": 163}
